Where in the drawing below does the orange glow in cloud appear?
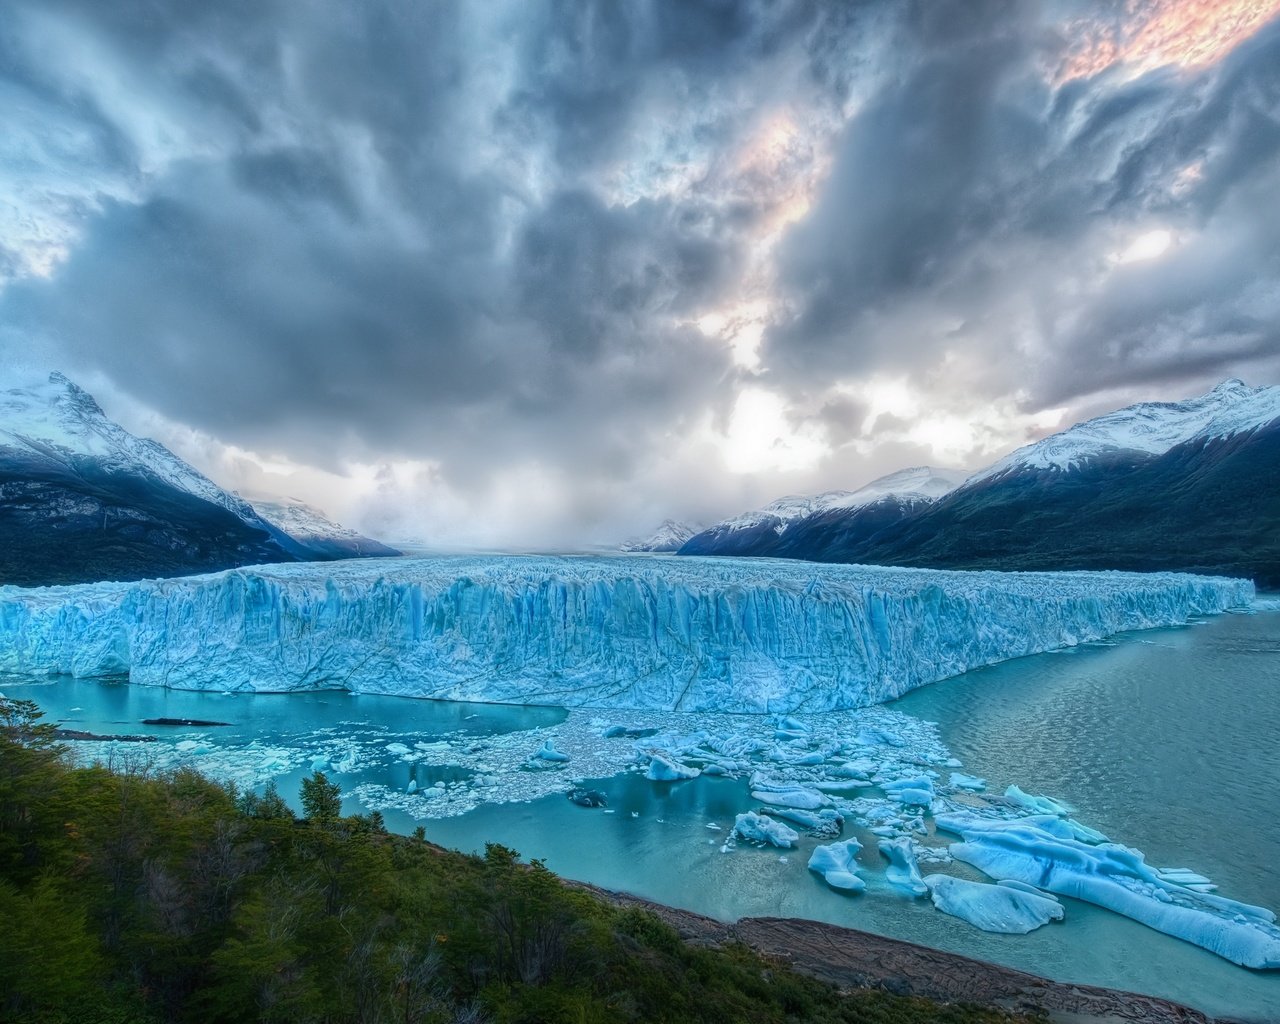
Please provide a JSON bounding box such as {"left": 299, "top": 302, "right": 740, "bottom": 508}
{"left": 1060, "top": 0, "right": 1280, "bottom": 82}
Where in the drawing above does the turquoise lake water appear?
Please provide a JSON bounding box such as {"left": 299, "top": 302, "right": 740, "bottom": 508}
{"left": 5, "top": 608, "right": 1278, "bottom": 1020}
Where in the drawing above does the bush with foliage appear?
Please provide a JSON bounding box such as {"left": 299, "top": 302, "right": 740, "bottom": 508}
{"left": 0, "top": 696, "right": 1033, "bottom": 1024}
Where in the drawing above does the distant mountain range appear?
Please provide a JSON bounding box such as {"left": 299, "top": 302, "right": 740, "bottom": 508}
{"left": 675, "top": 380, "right": 1280, "bottom": 587}
{"left": 620, "top": 519, "right": 704, "bottom": 552}
{"left": 0, "top": 373, "right": 397, "bottom": 586}
{"left": 241, "top": 491, "right": 400, "bottom": 560}
{"left": 678, "top": 466, "right": 967, "bottom": 558}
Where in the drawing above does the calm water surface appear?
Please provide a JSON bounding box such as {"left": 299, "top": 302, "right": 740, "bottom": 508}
{"left": 7, "top": 610, "right": 1279, "bottom": 1020}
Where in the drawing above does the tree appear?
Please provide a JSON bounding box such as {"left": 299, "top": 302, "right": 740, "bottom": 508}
{"left": 299, "top": 771, "right": 342, "bottom": 823}
{"left": 0, "top": 697, "right": 69, "bottom": 882}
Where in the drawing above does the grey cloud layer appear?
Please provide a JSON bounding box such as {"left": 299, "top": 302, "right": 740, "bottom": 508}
{"left": 767, "top": 7, "right": 1280, "bottom": 409}
{"left": 1, "top": 0, "right": 1278, "bottom": 539}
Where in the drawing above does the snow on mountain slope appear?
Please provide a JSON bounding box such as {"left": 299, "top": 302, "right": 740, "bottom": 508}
{"left": 0, "top": 555, "right": 1250, "bottom": 713}
{"left": 706, "top": 466, "right": 967, "bottom": 537}
{"left": 970, "top": 379, "right": 1280, "bottom": 484}
{"left": 823, "top": 465, "right": 969, "bottom": 510}
{"left": 620, "top": 519, "right": 704, "bottom": 552}
{"left": 0, "top": 372, "right": 286, "bottom": 539}
{"left": 243, "top": 492, "right": 399, "bottom": 557}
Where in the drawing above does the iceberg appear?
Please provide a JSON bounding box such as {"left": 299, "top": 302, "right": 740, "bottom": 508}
{"left": 936, "top": 812, "right": 1280, "bottom": 968}
{"left": 532, "top": 740, "right": 570, "bottom": 763}
{"left": 645, "top": 754, "right": 700, "bottom": 781}
{"left": 0, "top": 555, "right": 1250, "bottom": 714}
{"left": 733, "top": 811, "right": 799, "bottom": 848}
{"left": 881, "top": 776, "right": 936, "bottom": 807}
{"left": 924, "top": 873, "right": 1063, "bottom": 934}
{"left": 808, "top": 838, "right": 866, "bottom": 892}
{"left": 878, "top": 837, "right": 928, "bottom": 896}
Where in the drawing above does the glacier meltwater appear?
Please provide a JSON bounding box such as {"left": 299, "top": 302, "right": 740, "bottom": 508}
{"left": 0, "top": 556, "right": 1253, "bottom": 712}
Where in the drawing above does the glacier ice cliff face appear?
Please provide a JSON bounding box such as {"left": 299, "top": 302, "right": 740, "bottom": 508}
{"left": 0, "top": 555, "right": 1253, "bottom": 713}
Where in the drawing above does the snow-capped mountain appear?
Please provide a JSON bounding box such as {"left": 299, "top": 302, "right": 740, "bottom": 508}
{"left": 0, "top": 372, "right": 394, "bottom": 586}
{"left": 619, "top": 519, "right": 704, "bottom": 553}
{"left": 0, "top": 372, "right": 280, "bottom": 533}
{"left": 822, "top": 465, "right": 969, "bottom": 509}
{"left": 969, "top": 379, "right": 1280, "bottom": 485}
{"left": 679, "top": 466, "right": 966, "bottom": 557}
{"left": 244, "top": 492, "right": 400, "bottom": 559}
{"left": 682, "top": 380, "right": 1280, "bottom": 586}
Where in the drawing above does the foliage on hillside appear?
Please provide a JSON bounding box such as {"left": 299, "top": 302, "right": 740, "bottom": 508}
{"left": 0, "top": 696, "right": 1034, "bottom": 1024}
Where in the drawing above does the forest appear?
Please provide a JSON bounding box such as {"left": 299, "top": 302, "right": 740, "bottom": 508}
{"left": 0, "top": 696, "right": 1033, "bottom": 1024}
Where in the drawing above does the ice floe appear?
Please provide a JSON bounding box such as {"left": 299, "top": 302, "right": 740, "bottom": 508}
{"left": 878, "top": 837, "right": 929, "bottom": 897}
{"left": 936, "top": 811, "right": 1280, "bottom": 968}
{"left": 924, "top": 873, "right": 1063, "bottom": 933}
{"left": 733, "top": 811, "right": 799, "bottom": 849}
{"left": 808, "top": 838, "right": 866, "bottom": 892}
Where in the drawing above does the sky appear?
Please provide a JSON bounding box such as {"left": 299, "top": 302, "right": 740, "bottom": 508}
{"left": 1, "top": 0, "right": 1278, "bottom": 549}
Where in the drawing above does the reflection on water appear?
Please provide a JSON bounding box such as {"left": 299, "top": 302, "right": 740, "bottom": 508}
{"left": 5, "top": 610, "right": 1280, "bottom": 1020}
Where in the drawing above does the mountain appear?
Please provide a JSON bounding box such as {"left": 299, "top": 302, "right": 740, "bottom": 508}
{"left": 679, "top": 466, "right": 967, "bottom": 558}
{"left": 0, "top": 372, "right": 393, "bottom": 586}
{"left": 620, "top": 519, "right": 704, "bottom": 552}
{"left": 687, "top": 380, "right": 1280, "bottom": 587}
{"left": 244, "top": 492, "right": 400, "bottom": 559}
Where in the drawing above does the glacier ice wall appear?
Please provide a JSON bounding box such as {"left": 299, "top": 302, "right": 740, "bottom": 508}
{"left": 0, "top": 555, "right": 1253, "bottom": 713}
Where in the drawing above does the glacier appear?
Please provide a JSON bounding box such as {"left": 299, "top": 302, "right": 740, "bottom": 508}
{"left": 0, "top": 555, "right": 1252, "bottom": 713}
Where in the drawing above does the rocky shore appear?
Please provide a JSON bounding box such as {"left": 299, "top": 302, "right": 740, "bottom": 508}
{"left": 577, "top": 884, "right": 1226, "bottom": 1024}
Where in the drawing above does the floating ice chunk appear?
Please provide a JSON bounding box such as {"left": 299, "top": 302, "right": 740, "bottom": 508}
{"left": 406, "top": 778, "right": 418, "bottom": 794}
{"left": 645, "top": 754, "right": 700, "bottom": 781}
{"left": 813, "top": 780, "right": 872, "bottom": 794}
{"left": 701, "top": 763, "right": 727, "bottom": 777}
{"left": 763, "top": 807, "right": 843, "bottom": 837}
{"left": 808, "top": 838, "right": 866, "bottom": 893}
{"left": 533, "top": 740, "right": 570, "bottom": 763}
{"left": 567, "top": 787, "right": 607, "bottom": 808}
{"left": 386, "top": 742, "right": 411, "bottom": 756}
{"left": 878, "top": 838, "right": 928, "bottom": 896}
{"left": 1004, "top": 785, "right": 1071, "bottom": 816}
{"left": 310, "top": 754, "right": 330, "bottom": 771}
{"left": 733, "top": 811, "right": 799, "bottom": 849}
{"left": 924, "top": 874, "right": 1064, "bottom": 934}
{"left": 752, "top": 787, "right": 826, "bottom": 810}
{"left": 938, "top": 812, "right": 1280, "bottom": 968}
{"left": 855, "top": 726, "right": 905, "bottom": 747}
{"left": 949, "top": 772, "right": 986, "bottom": 791}
{"left": 997, "top": 879, "right": 1058, "bottom": 899}
{"left": 1157, "top": 868, "right": 1216, "bottom": 891}
{"left": 882, "top": 776, "right": 936, "bottom": 807}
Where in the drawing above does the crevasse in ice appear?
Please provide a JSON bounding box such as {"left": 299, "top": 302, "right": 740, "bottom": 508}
{"left": 0, "top": 555, "right": 1252, "bottom": 713}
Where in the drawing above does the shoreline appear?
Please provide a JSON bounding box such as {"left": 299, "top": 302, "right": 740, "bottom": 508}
{"left": 571, "top": 882, "right": 1240, "bottom": 1024}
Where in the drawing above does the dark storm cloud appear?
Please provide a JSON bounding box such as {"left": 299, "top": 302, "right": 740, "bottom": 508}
{"left": 2, "top": 0, "right": 1279, "bottom": 542}
{"left": 765, "top": 4, "right": 1280, "bottom": 405}
{"left": 3, "top": 0, "right": 818, "bottom": 471}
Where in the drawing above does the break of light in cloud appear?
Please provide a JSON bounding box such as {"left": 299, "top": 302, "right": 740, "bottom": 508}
{"left": 1059, "top": 0, "right": 1280, "bottom": 82}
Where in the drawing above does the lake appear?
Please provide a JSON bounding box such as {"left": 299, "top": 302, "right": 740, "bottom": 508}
{"left": 5, "top": 607, "right": 1278, "bottom": 1021}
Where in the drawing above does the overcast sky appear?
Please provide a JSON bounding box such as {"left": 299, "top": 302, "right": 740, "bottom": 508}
{"left": 2, "top": 0, "right": 1278, "bottom": 548}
